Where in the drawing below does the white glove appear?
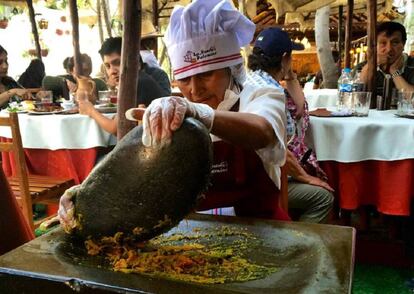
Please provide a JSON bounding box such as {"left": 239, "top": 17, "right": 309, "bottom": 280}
{"left": 58, "top": 185, "right": 81, "bottom": 233}
{"left": 141, "top": 96, "right": 215, "bottom": 147}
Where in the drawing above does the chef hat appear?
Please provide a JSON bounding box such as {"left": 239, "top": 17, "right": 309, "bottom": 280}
{"left": 164, "top": 0, "right": 255, "bottom": 80}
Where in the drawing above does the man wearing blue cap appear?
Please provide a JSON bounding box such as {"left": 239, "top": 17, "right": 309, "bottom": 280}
{"left": 249, "top": 27, "right": 334, "bottom": 223}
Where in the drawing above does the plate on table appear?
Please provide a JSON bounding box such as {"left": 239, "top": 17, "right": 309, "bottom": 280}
{"left": 309, "top": 108, "right": 353, "bottom": 117}
{"left": 27, "top": 109, "right": 64, "bottom": 115}
{"left": 2, "top": 109, "right": 27, "bottom": 114}
{"left": 94, "top": 104, "right": 117, "bottom": 113}
{"left": 395, "top": 113, "right": 414, "bottom": 119}
{"left": 28, "top": 105, "right": 64, "bottom": 115}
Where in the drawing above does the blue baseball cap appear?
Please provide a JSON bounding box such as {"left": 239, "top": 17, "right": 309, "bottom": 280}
{"left": 254, "top": 28, "right": 304, "bottom": 56}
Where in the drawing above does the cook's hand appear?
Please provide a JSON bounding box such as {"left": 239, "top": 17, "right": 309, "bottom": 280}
{"left": 78, "top": 98, "right": 95, "bottom": 116}
{"left": 304, "top": 175, "right": 335, "bottom": 192}
{"left": 58, "top": 185, "right": 80, "bottom": 233}
{"left": 134, "top": 96, "right": 214, "bottom": 147}
{"left": 390, "top": 55, "right": 404, "bottom": 74}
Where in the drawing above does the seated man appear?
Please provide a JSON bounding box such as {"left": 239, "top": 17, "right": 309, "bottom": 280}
{"left": 358, "top": 22, "right": 414, "bottom": 108}
{"left": 78, "top": 37, "right": 171, "bottom": 135}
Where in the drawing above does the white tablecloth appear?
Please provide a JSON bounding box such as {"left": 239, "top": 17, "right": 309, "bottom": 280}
{"left": 307, "top": 110, "right": 414, "bottom": 162}
{"left": 0, "top": 113, "right": 117, "bottom": 150}
{"left": 304, "top": 89, "right": 338, "bottom": 110}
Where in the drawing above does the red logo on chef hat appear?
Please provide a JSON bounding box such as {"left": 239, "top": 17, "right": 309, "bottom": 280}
{"left": 184, "top": 51, "right": 196, "bottom": 63}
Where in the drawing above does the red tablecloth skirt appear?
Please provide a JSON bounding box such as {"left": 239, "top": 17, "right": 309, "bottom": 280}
{"left": 1, "top": 138, "right": 98, "bottom": 185}
{"left": 320, "top": 159, "right": 414, "bottom": 216}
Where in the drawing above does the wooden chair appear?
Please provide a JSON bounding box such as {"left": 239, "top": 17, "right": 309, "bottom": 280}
{"left": 279, "top": 164, "right": 289, "bottom": 212}
{"left": 0, "top": 112, "right": 75, "bottom": 230}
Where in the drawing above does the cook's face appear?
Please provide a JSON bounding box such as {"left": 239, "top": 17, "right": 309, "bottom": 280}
{"left": 377, "top": 31, "right": 404, "bottom": 65}
{"left": 177, "top": 68, "right": 230, "bottom": 109}
{"left": 103, "top": 53, "right": 121, "bottom": 85}
{"left": 0, "top": 52, "right": 8, "bottom": 78}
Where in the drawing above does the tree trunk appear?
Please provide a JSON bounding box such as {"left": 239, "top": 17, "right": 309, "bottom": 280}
{"left": 26, "top": 0, "right": 42, "bottom": 60}
{"left": 97, "top": 0, "right": 104, "bottom": 43}
{"left": 315, "top": 5, "right": 338, "bottom": 89}
{"left": 367, "top": 0, "right": 377, "bottom": 108}
{"left": 117, "top": 0, "right": 141, "bottom": 140}
{"left": 68, "top": 0, "right": 83, "bottom": 76}
{"left": 102, "top": 0, "right": 112, "bottom": 38}
{"left": 344, "top": 0, "right": 353, "bottom": 68}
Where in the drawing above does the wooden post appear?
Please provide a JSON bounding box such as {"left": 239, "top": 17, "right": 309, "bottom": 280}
{"left": 68, "top": 0, "right": 83, "bottom": 76}
{"left": 367, "top": 0, "right": 377, "bottom": 108}
{"left": 338, "top": 5, "right": 343, "bottom": 66}
{"left": 152, "top": 0, "right": 159, "bottom": 59}
{"left": 344, "top": 0, "right": 353, "bottom": 69}
{"left": 26, "top": 0, "right": 42, "bottom": 60}
{"left": 117, "top": 0, "right": 141, "bottom": 140}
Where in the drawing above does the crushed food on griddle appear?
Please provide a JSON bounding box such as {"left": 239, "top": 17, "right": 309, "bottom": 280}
{"left": 85, "top": 225, "right": 277, "bottom": 284}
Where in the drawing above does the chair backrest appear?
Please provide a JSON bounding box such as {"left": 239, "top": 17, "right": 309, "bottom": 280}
{"left": 279, "top": 164, "right": 289, "bottom": 212}
{"left": 0, "top": 113, "right": 33, "bottom": 228}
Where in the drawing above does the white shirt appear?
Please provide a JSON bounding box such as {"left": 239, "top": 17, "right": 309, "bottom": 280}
{"left": 211, "top": 70, "right": 287, "bottom": 189}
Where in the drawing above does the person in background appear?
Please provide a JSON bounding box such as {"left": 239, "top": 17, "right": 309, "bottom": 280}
{"left": 313, "top": 50, "right": 341, "bottom": 89}
{"left": 249, "top": 28, "right": 334, "bottom": 223}
{"left": 358, "top": 22, "right": 414, "bottom": 108}
{"left": 140, "top": 19, "right": 163, "bottom": 69}
{"left": 62, "top": 56, "right": 71, "bottom": 74}
{"left": 17, "top": 59, "right": 45, "bottom": 89}
{"left": 42, "top": 53, "right": 107, "bottom": 101}
{"left": 77, "top": 37, "right": 170, "bottom": 135}
{"left": 0, "top": 45, "right": 32, "bottom": 109}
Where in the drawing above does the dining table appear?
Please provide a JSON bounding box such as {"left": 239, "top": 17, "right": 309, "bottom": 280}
{"left": 306, "top": 109, "right": 414, "bottom": 216}
{"left": 0, "top": 111, "right": 117, "bottom": 185}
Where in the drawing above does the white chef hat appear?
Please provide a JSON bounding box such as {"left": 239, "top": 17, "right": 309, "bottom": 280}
{"left": 164, "top": 0, "right": 255, "bottom": 80}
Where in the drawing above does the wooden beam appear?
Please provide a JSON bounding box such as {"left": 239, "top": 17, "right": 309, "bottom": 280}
{"left": 117, "top": 0, "right": 141, "bottom": 140}
{"left": 26, "top": 0, "right": 41, "bottom": 60}
{"left": 338, "top": 5, "right": 343, "bottom": 64}
{"left": 68, "top": 0, "right": 83, "bottom": 76}
{"left": 344, "top": 0, "right": 353, "bottom": 69}
{"left": 367, "top": 0, "right": 377, "bottom": 108}
{"left": 152, "top": 0, "right": 159, "bottom": 59}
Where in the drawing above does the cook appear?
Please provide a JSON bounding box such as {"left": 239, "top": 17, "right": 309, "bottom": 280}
{"left": 59, "top": 0, "right": 290, "bottom": 229}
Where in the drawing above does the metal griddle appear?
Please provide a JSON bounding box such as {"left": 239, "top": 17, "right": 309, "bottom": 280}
{"left": 0, "top": 214, "right": 355, "bottom": 293}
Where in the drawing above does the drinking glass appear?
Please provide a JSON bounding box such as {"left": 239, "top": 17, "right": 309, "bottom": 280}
{"left": 98, "top": 90, "right": 111, "bottom": 104}
{"left": 36, "top": 90, "right": 53, "bottom": 104}
{"left": 397, "top": 91, "right": 414, "bottom": 115}
{"left": 353, "top": 92, "right": 372, "bottom": 117}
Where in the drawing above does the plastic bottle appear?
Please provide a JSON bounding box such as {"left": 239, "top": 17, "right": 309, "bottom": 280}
{"left": 337, "top": 68, "right": 353, "bottom": 111}
{"left": 352, "top": 71, "right": 365, "bottom": 92}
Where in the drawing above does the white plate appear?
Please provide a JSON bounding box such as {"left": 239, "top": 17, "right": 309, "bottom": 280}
{"left": 3, "top": 109, "right": 27, "bottom": 114}
{"left": 27, "top": 110, "right": 64, "bottom": 115}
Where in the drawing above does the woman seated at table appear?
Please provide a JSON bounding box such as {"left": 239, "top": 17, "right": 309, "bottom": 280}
{"left": 0, "top": 45, "right": 32, "bottom": 109}
{"left": 249, "top": 28, "right": 334, "bottom": 223}
{"left": 59, "top": 0, "right": 290, "bottom": 228}
{"left": 42, "top": 53, "right": 107, "bottom": 101}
